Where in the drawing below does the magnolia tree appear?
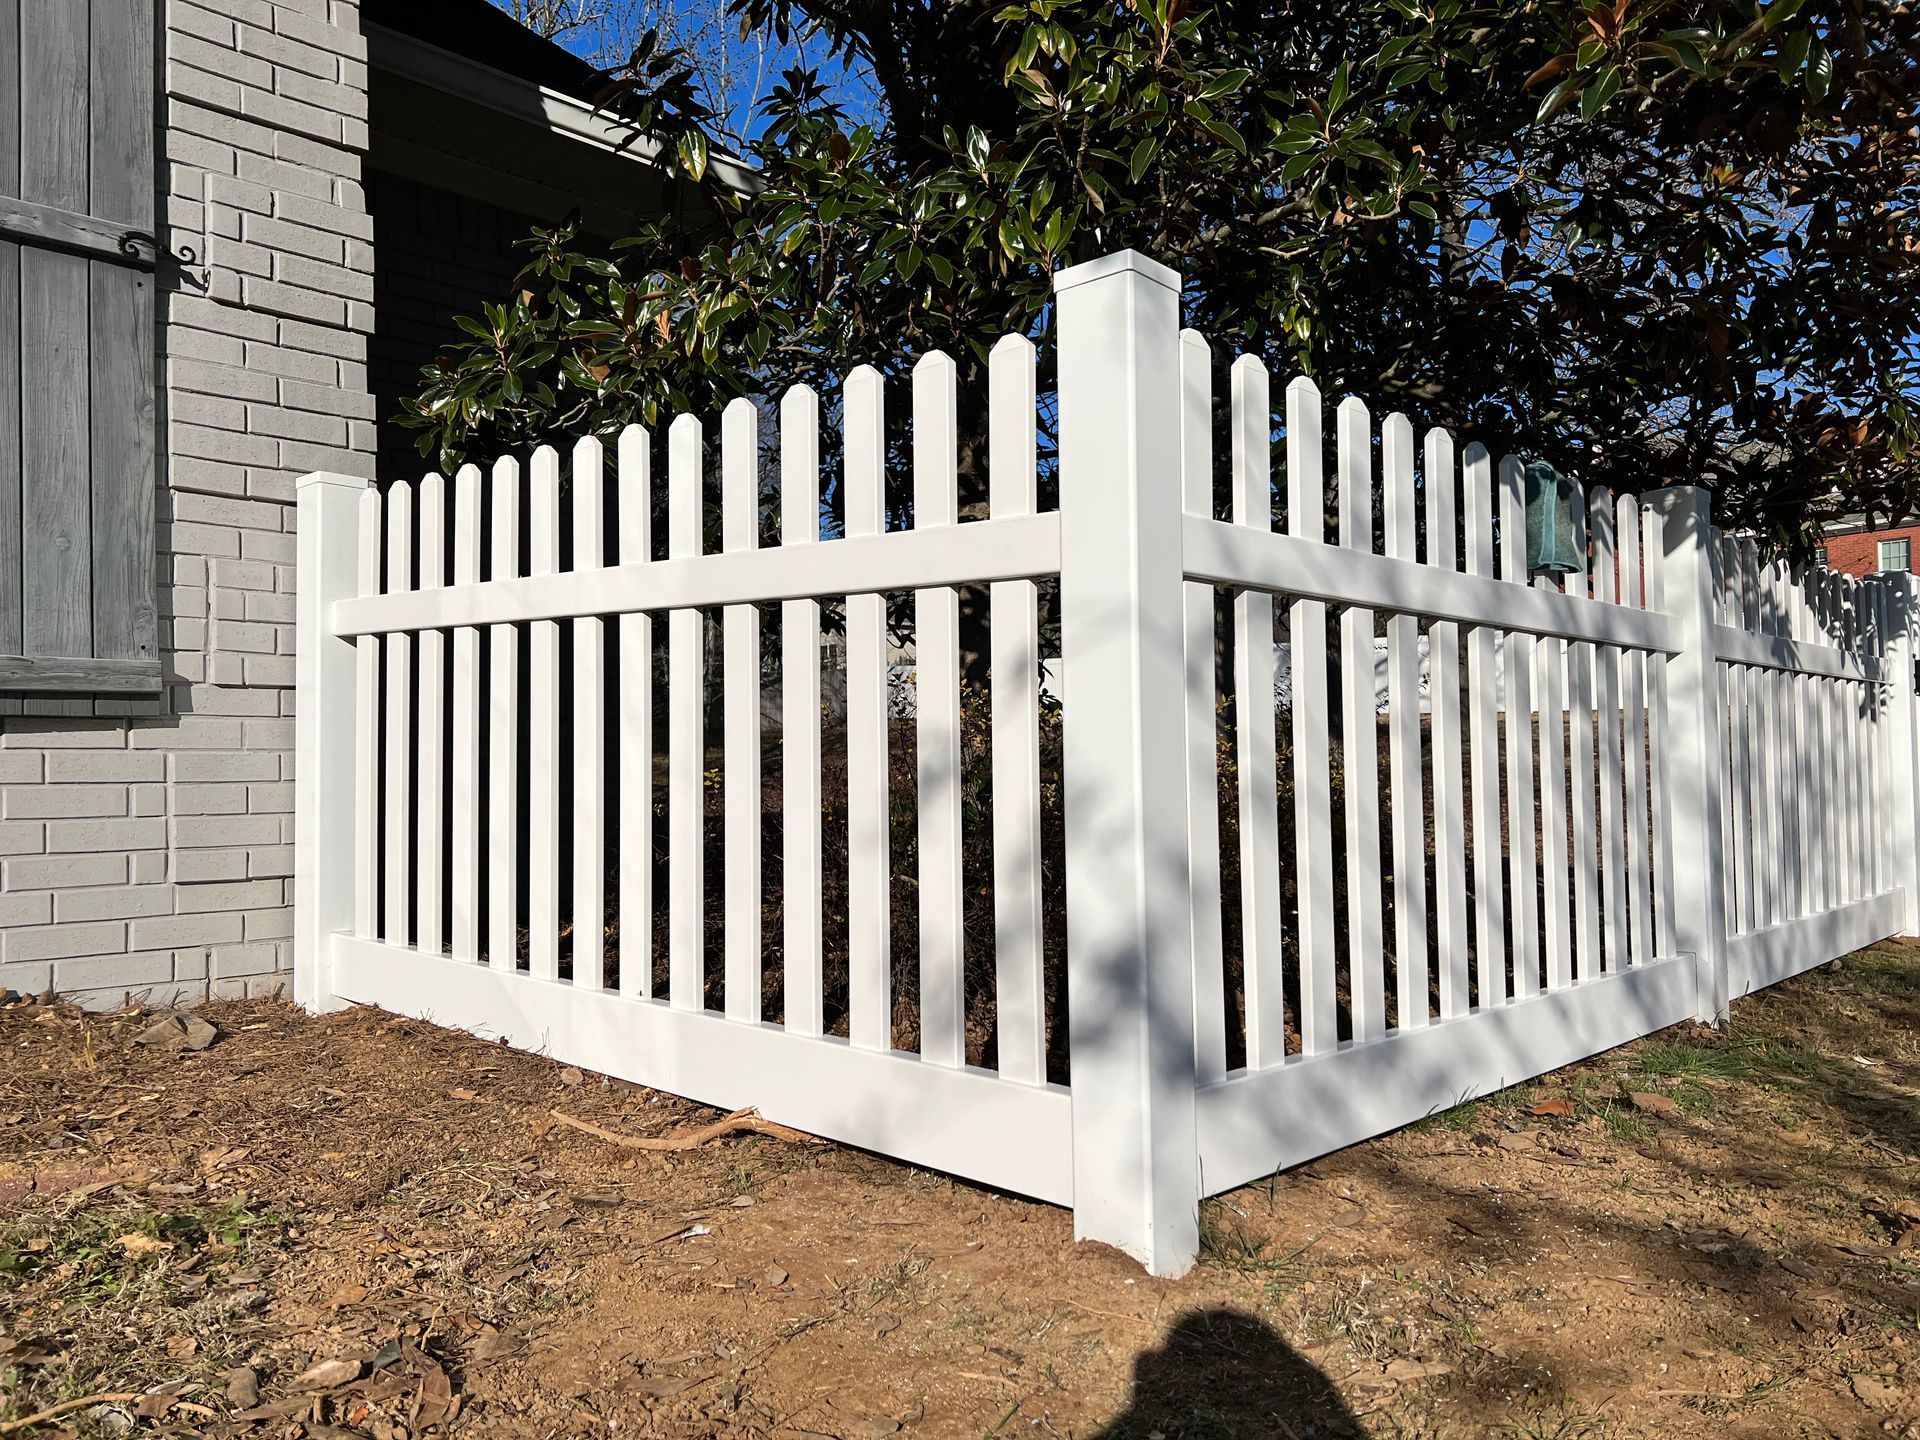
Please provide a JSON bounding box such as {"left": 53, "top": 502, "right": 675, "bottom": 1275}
{"left": 413, "top": 0, "right": 1920, "bottom": 547}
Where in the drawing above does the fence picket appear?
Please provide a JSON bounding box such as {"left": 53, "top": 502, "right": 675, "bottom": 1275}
{"left": 416, "top": 472, "right": 445, "bottom": 958}
{"left": 844, "top": 366, "right": 891, "bottom": 1052}
{"left": 1383, "top": 414, "right": 1429, "bottom": 1028}
{"left": 1566, "top": 485, "right": 1599, "bottom": 983}
{"left": 781, "top": 389, "right": 824, "bottom": 1035}
{"left": 382, "top": 479, "right": 414, "bottom": 948}
{"left": 528, "top": 448, "right": 561, "bottom": 982}
{"left": 1765, "top": 561, "right": 1790, "bottom": 924}
{"left": 1811, "top": 577, "right": 1833, "bottom": 913}
{"left": 1728, "top": 540, "right": 1754, "bottom": 934}
{"left": 354, "top": 486, "right": 381, "bottom": 940}
{"left": 617, "top": 426, "right": 652, "bottom": 998}
{"left": 1720, "top": 537, "right": 1751, "bottom": 925}
{"left": 914, "top": 354, "right": 966, "bottom": 1066}
{"left": 1823, "top": 577, "right": 1844, "bottom": 904}
{"left": 1463, "top": 443, "right": 1505, "bottom": 1005}
{"left": 667, "top": 417, "right": 705, "bottom": 1009}
{"left": 992, "top": 335, "right": 1048, "bottom": 1084}
{"left": 487, "top": 458, "right": 520, "bottom": 969}
{"left": 1740, "top": 542, "right": 1771, "bottom": 928}
{"left": 1618, "top": 493, "right": 1651, "bottom": 967}
{"left": 1232, "top": 356, "right": 1285, "bottom": 1066}
{"left": 1425, "top": 428, "right": 1469, "bottom": 1020}
{"left": 1871, "top": 584, "right": 1892, "bottom": 895}
{"left": 1499, "top": 457, "right": 1539, "bottom": 995}
{"left": 1536, "top": 542, "right": 1572, "bottom": 991}
{"left": 572, "top": 437, "right": 606, "bottom": 989}
{"left": 1591, "top": 488, "right": 1625, "bottom": 973}
{"left": 1784, "top": 568, "right": 1806, "bottom": 922}
{"left": 1338, "top": 396, "right": 1384, "bottom": 1041}
{"left": 1829, "top": 612, "right": 1845, "bottom": 905}
{"left": 449, "top": 465, "right": 481, "bottom": 963}
{"left": 1643, "top": 505, "right": 1676, "bottom": 959}
{"left": 1850, "top": 588, "right": 1869, "bottom": 896}
{"left": 1290, "top": 379, "right": 1337, "bottom": 1053}
{"left": 721, "top": 400, "right": 761, "bottom": 1021}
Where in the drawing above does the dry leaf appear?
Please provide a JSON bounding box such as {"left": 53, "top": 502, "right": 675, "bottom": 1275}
{"left": 163, "top": 1335, "right": 197, "bottom": 1359}
{"left": 449, "top": 1088, "right": 478, "bottom": 1102}
{"left": 134, "top": 1013, "right": 220, "bottom": 1052}
{"left": 327, "top": 1283, "right": 369, "bottom": 1308}
{"left": 112, "top": 1232, "right": 172, "bottom": 1256}
{"left": 469, "top": 1331, "right": 524, "bottom": 1361}
{"left": 413, "top": 1363, "right": 456, "bottom": 1429}
{"left": 1526, "top": 1098, "right": 1575, "bottom": 1118}
{"left": 292, "top": 1358, "right": 363, "bottom": 1391}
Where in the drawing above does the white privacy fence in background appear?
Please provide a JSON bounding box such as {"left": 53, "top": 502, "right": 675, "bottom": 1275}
{"left": 295, "top": 250, "right": 1920, "bottom": 1277}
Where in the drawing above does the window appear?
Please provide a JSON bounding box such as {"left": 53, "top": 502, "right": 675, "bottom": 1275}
{"left": 1878, "top": 538, "right": 1912, "bottom": 573}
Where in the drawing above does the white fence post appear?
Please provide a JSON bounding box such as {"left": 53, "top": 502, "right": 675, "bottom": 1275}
{"left": 294, "top": 470, "right": 369, "bottom": 1013}
{"left": 1054, "top": 250, "right": 1199, "bottom": 1276}
{"left": 1881, "top": 572, "right": 1920, "bottom": 935}
{"left": 1647, "top": 485, "right": 1730, "bottom": 1022}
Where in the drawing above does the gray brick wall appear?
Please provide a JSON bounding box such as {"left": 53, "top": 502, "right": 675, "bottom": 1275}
{"left": 0, "top": 0, "right": 373, "bottom": 1009}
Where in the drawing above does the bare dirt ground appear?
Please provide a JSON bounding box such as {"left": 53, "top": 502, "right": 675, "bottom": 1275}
{"left": 1, "top": 944, "right": 1916, "bottom": 1440}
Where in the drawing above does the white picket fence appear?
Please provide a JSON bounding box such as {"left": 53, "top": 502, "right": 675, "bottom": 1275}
{"left": 294, "top": 250, "right": 1920, "bottom": 1276}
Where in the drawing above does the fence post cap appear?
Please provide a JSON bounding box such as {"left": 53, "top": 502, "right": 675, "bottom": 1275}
{"left": 1053, "top": 249, "right": 1181, "bottom": 296}
{"left": 295, "top": 470, "right": 372, "bottom": 493}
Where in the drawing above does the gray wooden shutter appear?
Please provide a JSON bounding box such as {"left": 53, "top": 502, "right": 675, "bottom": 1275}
{"left": 0, "top": 0, "right": 159, "bottom": 694}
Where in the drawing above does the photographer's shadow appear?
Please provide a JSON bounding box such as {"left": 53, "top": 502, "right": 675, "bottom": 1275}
{"left": 1092, "top": 1308, "right": 1369, "bottom": 1439}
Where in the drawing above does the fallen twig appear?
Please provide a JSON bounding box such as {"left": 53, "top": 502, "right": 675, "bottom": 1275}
{"left": 0, "top": 1392, "right": 143, "bottom": 1435}
{"left": 549, "top": 1106, "right": 821, "bottom": 1151}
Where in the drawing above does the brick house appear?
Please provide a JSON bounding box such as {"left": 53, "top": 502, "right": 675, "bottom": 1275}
{"left": 0, "top": 0, "right": 733, "bottom": 1007}
{"left": 1823, "top": 519, "right": 1920, "bottom": 580}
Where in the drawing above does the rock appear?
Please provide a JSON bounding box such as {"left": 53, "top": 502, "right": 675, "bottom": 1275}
{"left": 225, "top": 1368, "right": 260, "bottom": 1408}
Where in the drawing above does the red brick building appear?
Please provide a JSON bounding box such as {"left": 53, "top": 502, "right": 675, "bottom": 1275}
{"left": 1823, "top": 521, "right": 1920, "bottom": 579}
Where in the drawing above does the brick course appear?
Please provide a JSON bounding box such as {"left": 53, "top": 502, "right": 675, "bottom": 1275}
{"left": 0, "top": 0, "right": 372, "bottom": 1010}
{"left": 1823, "top": 523, "right": 1920, "bottom": 580}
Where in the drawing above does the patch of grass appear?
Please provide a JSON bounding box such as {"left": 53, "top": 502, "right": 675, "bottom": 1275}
{"left": 864, "top": 1247, "right": 931, "bottom": 1304}
{"left": 1196, "top": 1202, "right": 1309, "bottom": 1279}
{"left": 1408, "top": 1091, "right": 1486, "bottom": 1135}
{"left": 1497, "top": 1413, "right": 1612, "bottom": 1440}
{"left": 0, "top": 1200, "right": 293, "bottom": 1431}
{"left": 0, "top": 1199, "right": 285, "bottom": 1301}
{"left": 1838, "top": 946, "right": 1920, "bottom": 1003}
{"left": 1628, "top": 1036, "right": 1760, "bottom": 1083}
{"left": 1587, "top": 1096, "right": 1654, "bottom": 1144}
{"left": 1300, "top": 1279, "right": 1407, "bottom": 1361}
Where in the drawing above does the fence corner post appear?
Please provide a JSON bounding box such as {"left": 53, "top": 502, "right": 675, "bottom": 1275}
{"left": 1880, "top": 572, "right": 1920, "bottom": 936}
{"left": 1054, "top": 250, "right": 1200, "bottom": 1276}
{"left": 1646, "top": 485, "right": 1730, "bottom": 1023}
{"left": 294, "top": 470, "right": 368, "bottom": 1014}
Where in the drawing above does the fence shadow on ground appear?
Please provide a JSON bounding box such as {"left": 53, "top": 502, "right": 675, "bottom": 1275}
{"left": 1090, "top": 1308, "right": 1371, "bottom": 1439}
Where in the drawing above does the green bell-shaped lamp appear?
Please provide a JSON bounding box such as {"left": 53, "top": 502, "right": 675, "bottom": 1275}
{"left": 1524, "top": 460, "right": 1581, "bottom": 576}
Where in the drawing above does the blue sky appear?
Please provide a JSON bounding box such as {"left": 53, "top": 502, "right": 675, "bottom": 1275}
{"left": 494, "top": 0, "right": 877, "bottom": 144}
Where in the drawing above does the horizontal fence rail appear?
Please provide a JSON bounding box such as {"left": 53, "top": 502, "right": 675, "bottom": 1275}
{"left": 295, "top": 249, "right": 1920, "bottom": 1278}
